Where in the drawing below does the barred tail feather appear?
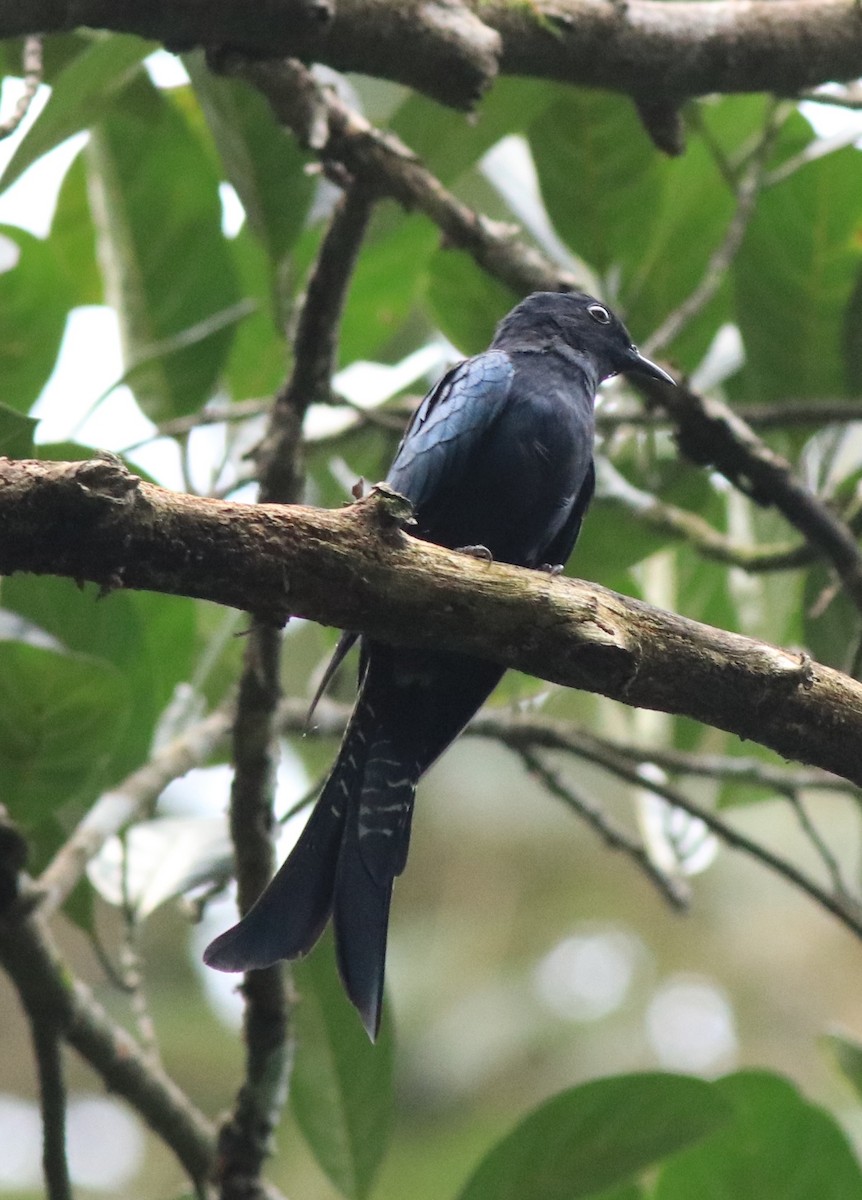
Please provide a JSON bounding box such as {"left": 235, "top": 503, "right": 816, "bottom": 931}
{"left": 333, "top": 736, "right": 419, "bottom": 1039}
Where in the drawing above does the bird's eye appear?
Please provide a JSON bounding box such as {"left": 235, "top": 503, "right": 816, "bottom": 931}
{"left": 587, "top": 304, "right": 611, "bottom": 325}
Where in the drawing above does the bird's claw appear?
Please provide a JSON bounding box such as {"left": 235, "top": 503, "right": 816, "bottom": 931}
{"left": 456, "top": 544, "right": 493, "bottom": 563}
{"left": 539, "top": 563, "right": 565, "bottom": 576}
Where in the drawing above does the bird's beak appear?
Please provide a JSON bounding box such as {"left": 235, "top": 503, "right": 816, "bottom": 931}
{"left": 625, "top": 345, "right": 676, "bottom": 385}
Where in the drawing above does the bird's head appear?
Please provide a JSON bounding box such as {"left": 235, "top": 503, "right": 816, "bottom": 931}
{"left": 492, "top": 291, "right": 674, "bottom": 386}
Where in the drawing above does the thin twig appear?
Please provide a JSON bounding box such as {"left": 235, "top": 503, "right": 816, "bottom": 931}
{"left": 36, "top": 707, "right": 233, "bottom": 920}
{"left": 597, "top": 457, "right": 809, "bottom": 572}
{"left": 497, "top": 722, "right": 862, "bottom": 940}
{"left": 643, "top": 104, "right": 783, "bottom": 357}
{"left": 281, "top": 695, "right": 861, "bottom": 796}
{"left": 783, "top": 790, "right": 850, "bottom": 900}
{"left": 799, "top": 84, "right": 862, "bottom": 110}
{"left": 0, "top": 905, "right": 221, "bottom": 1194}
{"left": 463, "top": 711, "right": 855, "bottom": 795}
{"left": 765, "top": 124, "right": 862, "bottom": 188}
{"left": 218, "top": 182, "right": 375, "bottom": 1199}
{"left": 598, "top": 401, "right": 862, "bottom": 432}
{"left": 119, "top": 921, "right": 162, "bottom": 1066}
{"left": 29, "top": 1017, "right": 72, "bottom": 1200}
{"left": 229, "top": 56, "right": 579, "bottom": 297}
{"left": 0, "top": 35, "right": 43, "bottom": 140}
{"left": 639, "top": 378, "right": 862, "bottom": 617}
{"left": 516, "top": 745, "right": 691, "bottom": 910}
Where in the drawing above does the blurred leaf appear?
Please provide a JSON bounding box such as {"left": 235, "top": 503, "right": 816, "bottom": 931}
{"left": 0, "top": 33, "right": 153, "bottom": 193}
{"left": 529, "top": 88, "right": 662, "bottom": 283}
{"left": 0, "top": 33, "right": 93, "bottom": 83}
{"left": 802, "top": 562, "right": 859, "bottom": 672}
{"left": 573, "top": 494, "right": 666, "bottom": 590}
{"left": 88, "top": 816, "right": 231, "bottom": 918}
{"left": 59, "top": 870, "right": 97, "bottom": 934}
{"left": 106, "top": 298, "right": 255, "bottom": 403}
{"left": 223, "top": 223, "right": 288, "bottom": 400}
{"left": 841, "top": 268, "right": 862, "bottom": 391}
{"left": 733, "top": 113, "right": 862, "bottom": 401}
{"left": 306, "top": 421, "right": 395, "bottom": 511}
{"left": 50, "top": 149, "right": 103, "bottom": 307}
{"left": 392, "top": 78, "right": 553, "bottom": 187}
{"left": 457, "top": 1073, "right": 730, "bottom": 1200}
{"left": 0, "top": 575, "right": 196, "bottom": 775}
{"left": 86, "top": 73, "right": 240, "bottom": 420}
{"left": 185, "top": 52, "right": 315, "bottom": 269}
{"left": 626, "top": 95, "right": 774, "bottom": 366}
{"left": 0, "top": 225, "right": 74, "bottom": 411}
{"left": 823, "top": 1031, "right": 862, "bottom": 1103}
{"left": 339, "top": 212, "right": 437, "bottom": 365}
{"left": 0, "top": 641, "right": 130, "bottom": 824}
{"left": 654, "top": 1070, "right": 862, "bottom": 1199}
{"left": 426, "top": 249, "right": 519, "bottom": 355}
{"left": 0, "top": 402, "right": 37, "bottom": 455}
{"left": 292, "top": 932, "right": 394, "bottom": 1200}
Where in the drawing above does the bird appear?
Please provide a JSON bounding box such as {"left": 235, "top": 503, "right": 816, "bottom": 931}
{"left": 204, "top": 290, "right": 674, "bottom": 1039}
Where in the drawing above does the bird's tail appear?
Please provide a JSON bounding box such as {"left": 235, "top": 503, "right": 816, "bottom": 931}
{"left": 203, "top": 702, "right": 420, "bottom": 1040}
{"left": 203, "top": 702, "right": 372, "bottom": 975}
{"left": 333, "top": 731, "right": 420, "bottom": 1039}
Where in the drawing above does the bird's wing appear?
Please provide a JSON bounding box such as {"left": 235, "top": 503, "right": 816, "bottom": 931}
{"left": 541, "top": 458, "right": 596, "bottom": 569}
{"left": 387, "top": 350, "right": 514, "bottom": 516}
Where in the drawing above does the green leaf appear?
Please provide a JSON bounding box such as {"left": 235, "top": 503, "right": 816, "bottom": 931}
{"left": 185, "top": 51, "right": 315, "bottom": 268}
{"left": 654, "top": 1070, "right": 862, "bottom": 1200}
{"left": 802, "top": 562, "right": 859, "bottom": 673}
{"left": 823, "top": 1031, "right": 862, "bottom": 1103}
{"left": 339, "top": 212, "right": 438, "bottom": 365}
{"left": 392, "top": 78, "right": 554, "bottom": 187}
{"left": 0, "top": 33, "right": 94, "bottom": 85}
{"left": 841, "top": 267, "right": 862, "bottom": 391}
{"left": 86, "top": 74, "right": 241, "bottom": 420}
{"left": 733, "top": 113, "right": 862, "bottom": 401}
{"left": 626, "top": 96, "right": 774, "bottom": 366}
{"left": 291, "top": 933, "right": 394, "bottom": 1200}
{"left": 63, "top": 872, "right": 97, "bottom": 935}
{"left": 0, "top": 402, "right": 37, "bottom": 455}
{"left": 222, "top": 224, "right": 289, "bottom": 401}
{"left": 0, "top": 641, "right": 130, "bottom": 824}
{"left": 457, "top": 1073, "right": 731, "bottom": 1200}
{"left": 50, "top": 149, "right": 103, "bottom": 307}
{"left": 0, "top": 33, "right": 153, "bottom": 193}
{"left": 0, "top": 574, "right": 196, "bottom": 777}
{"left": 0, "top": 225, "right": 74, "bottom": 412}
{"left": 426, "top": 248, "right": 519, "bottom": 355}
{"left": 529, "top": 88, "right": 662, "bottom": 283}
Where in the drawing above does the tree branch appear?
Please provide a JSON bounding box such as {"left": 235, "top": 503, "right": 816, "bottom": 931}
{"left": 29, "top": 1016, "right": 71, "bottom": 1200}
{"left": 3, "top": 455, "right": 862, "bottom": 785}
{"left": 217, "top": 183, "right": 373, "bottom": 1199}
{"left": 36, "top": 709, "right": 232, "bottom": 919}
{"left": 0, "top": 904, "right": 218, "bottom": 1192}
{"left": 0, "top": 35, "right": 42, "bottom": 139}
{"left": 5, "top": 1, "right": 862, "bottom": 111}
{"left": 223, "top": 56, "right": 579, "bottom": 296}
{"left": 514, "top": 745, "right": 691, "bottom": 911}
{"left": 638, "top": 379, "right": 862, "bottom": 615}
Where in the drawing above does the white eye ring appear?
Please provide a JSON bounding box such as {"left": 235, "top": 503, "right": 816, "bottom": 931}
{"left": 587, "top": 303, "right": 611, "bottom": 325}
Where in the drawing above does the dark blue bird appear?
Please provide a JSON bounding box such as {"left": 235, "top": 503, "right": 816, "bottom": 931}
{"left": 204, "top": 291, "right": 673, "bottom": 1038}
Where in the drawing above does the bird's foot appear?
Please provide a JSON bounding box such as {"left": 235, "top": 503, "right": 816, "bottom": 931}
{"left": 538, "top": 563, "right": 565, "bottom": 576}
{"left": 456, "top": 544, "right": 493, "bottom": 562}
